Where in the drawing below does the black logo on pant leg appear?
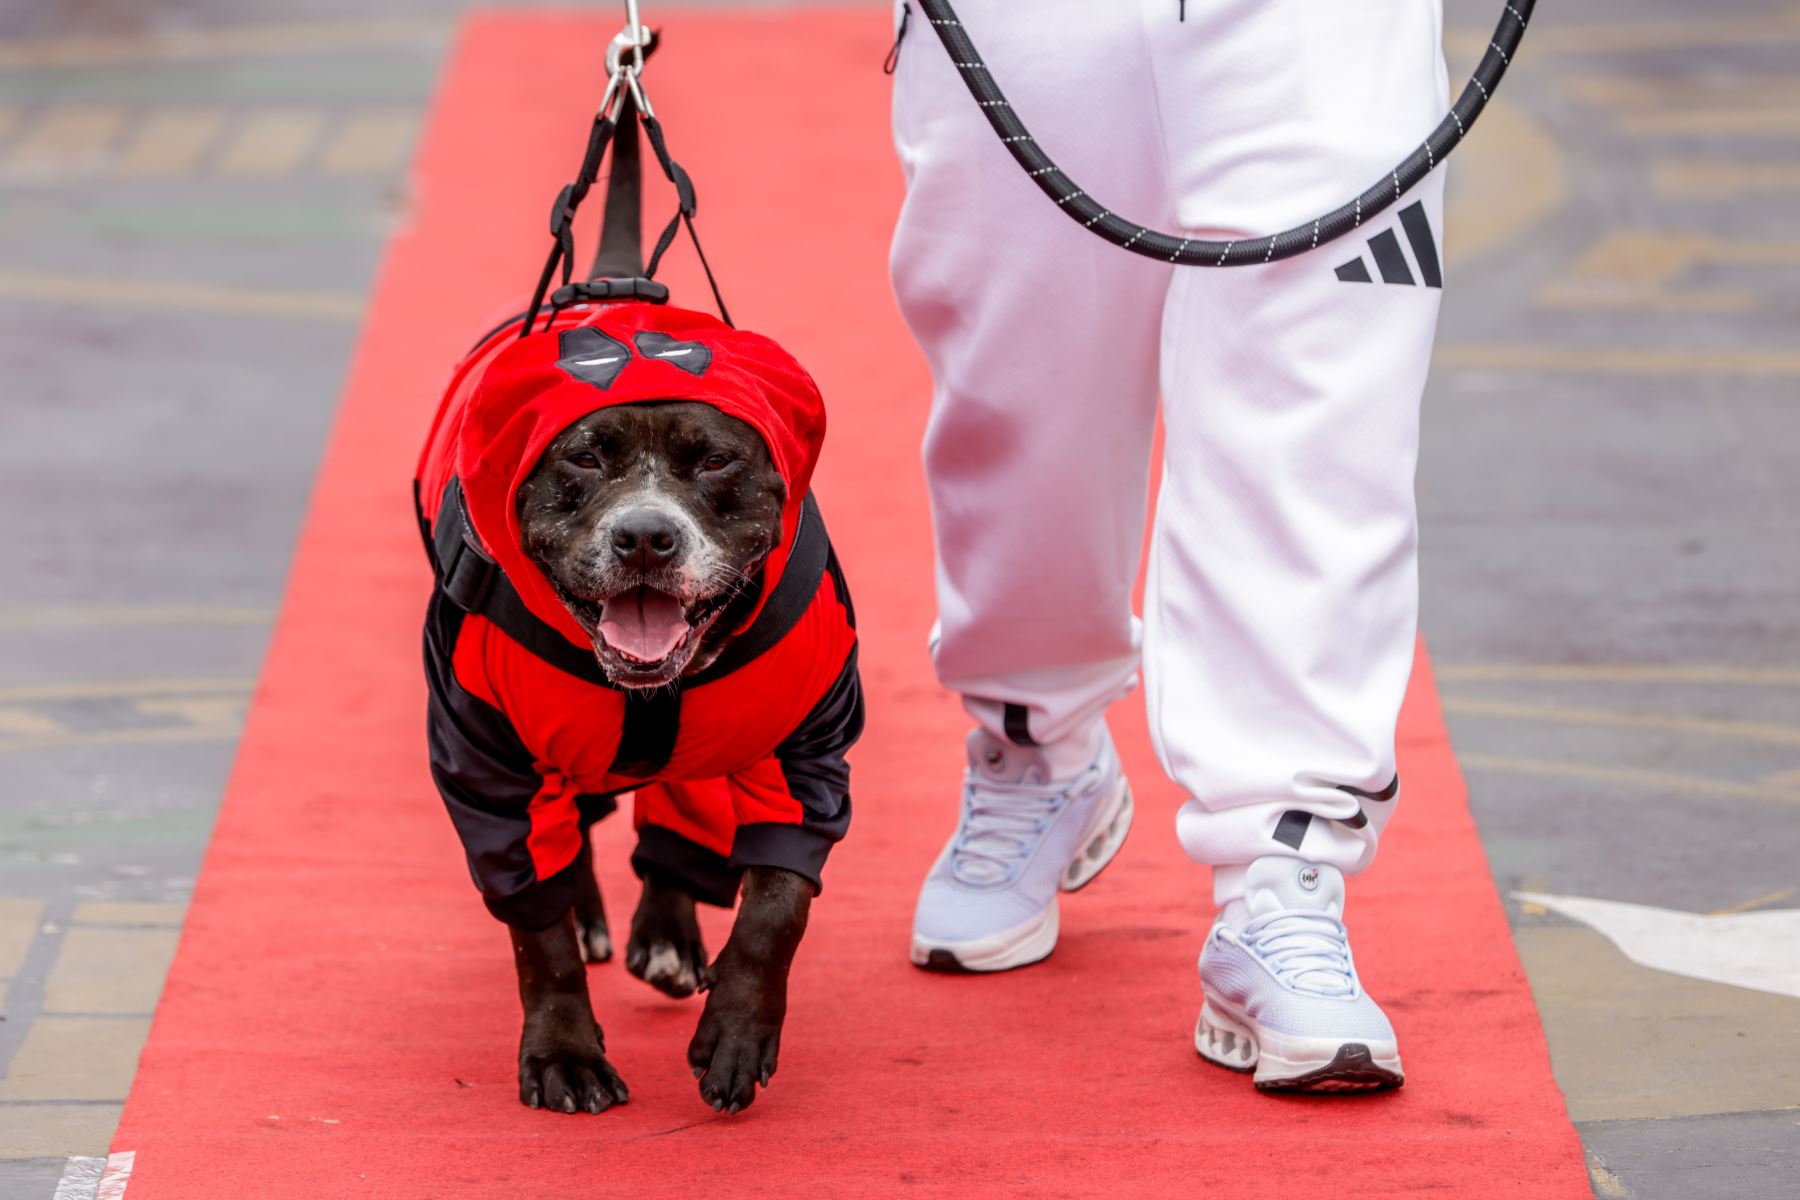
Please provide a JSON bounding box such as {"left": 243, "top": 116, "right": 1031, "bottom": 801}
{"left": 1334, "top": 201, "right": 1442, "bottom": 288}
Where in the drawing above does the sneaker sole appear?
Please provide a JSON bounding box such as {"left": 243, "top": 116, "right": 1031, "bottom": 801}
{"left": 1195, "top": 997, "right": 1404, "bottom": 1093}
{"left": 910, "top": 902, "right": 1058, "bottom": 973}
{"left": 911, "top": 776, "right": 1133, "bottom": 973}
{"left": 1059, "top": 776, "right": 1133, "bottom": 893}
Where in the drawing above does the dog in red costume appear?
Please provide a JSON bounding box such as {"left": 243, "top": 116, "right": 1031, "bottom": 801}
{"left": 417, "top": 295, "right": 860, "bottom": 1115}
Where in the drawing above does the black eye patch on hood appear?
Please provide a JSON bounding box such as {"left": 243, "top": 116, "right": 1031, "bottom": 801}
{"left": 634, "top": 330, "right": 712, "bottom": 377}
{"left": 557, "top": 327, "right": 633, "bottom": 389}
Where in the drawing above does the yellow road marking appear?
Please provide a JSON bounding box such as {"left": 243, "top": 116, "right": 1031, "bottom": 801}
{"left": 0, "top": 676, "right": 252, "bottom": 703}
{"left": 1709, "top": 887, "right": 1797, "bottom": 917}
{"left": 44, "top": 928, "right": 181, "bottom": 1014}
{"left": 1435, "top": 343, "right": 1800, "bottom": 376}
{"left": 1653, "top": 161, "right": 1800, "bottom": 198}
{"left": 0, "top": 17, "right": 448, "bottom": 69}
{"left": 71, "top": 901, "right": 186, "bottom": 927}
{"left": 1445, "top": 97, "right": 1566, "bottom": 268}
{"left": 114, "top": 108, "right": 225, "bottom": 178}
{"left": 1436, "top": 663, "right": 1800, "bottom": 687}
{"left": 0, "top": 270, "right": 362, "bottom": 320}
{"left": 1515, "top": 10, "right": 1800, "bottom": 54}
{"left": 1536, "top": 232, "right": 1800, "bottom": 313}
{"left": 320, "top": 110, "right": 415, "bottom": 175}
{"left": 135, "top": 696, "right": 247, "bottom": 726}
{"left": 0, "top": 605, "right": 273, "bottom": 626}
{"left": 0, "top": 1103, "right": 122, "bottom": 1159}
{"left": 0, "top": 706, "right": 69, "bottom": 736}
{"left": 1444, "top": 697, "right": 1800, "bottom": 747}
{"left": 0, "top": 724, "right": 241, "bottom": 754}
{"left": 1536, "top": 285, "right": 1752, "bottom": 313}
{"left": 1621, "top": 108, "right": 1800, "bottom": 137}
{"left": 1567, "top": 76, "right": 1800, "bottom": 108}
{"left": 214, "top": 108, "right": 324, "bottom": 178}
{"left": 4, "top": 106, "right": 125, "bottom": 173}
{"left": 1457, "top": 753, "right": 1800, "bottom": 805}
{"left": 0, "top": 1017, "right": 153, "bottom": 1101}
{"left": 0, "top": 897, "right": 45, "bottom": 984}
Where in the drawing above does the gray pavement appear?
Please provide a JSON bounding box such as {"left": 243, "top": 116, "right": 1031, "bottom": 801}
{"left": 0, "top": 1, "right": 1794, "bottom": 1197}
{"left": 1425, "top": 3, "right": 1800, "bottom": 1195}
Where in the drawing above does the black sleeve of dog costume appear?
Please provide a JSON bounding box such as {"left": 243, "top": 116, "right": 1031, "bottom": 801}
{"left": 423, "top": 589, "right": 578, "bottom": 930}
{"left": 730, "top": 645, "right": 865, "bottom": 892}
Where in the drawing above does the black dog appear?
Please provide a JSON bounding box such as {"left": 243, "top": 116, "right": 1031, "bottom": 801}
{"left": 508, "top": 401, "right": 817, "bottom": 1114}
{"left": 417, "top": 97, "right": 859, "bottom": 1113}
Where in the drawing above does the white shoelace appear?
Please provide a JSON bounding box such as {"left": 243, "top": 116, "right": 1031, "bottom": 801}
{"left": 949, "top": 778, "right": 1072, "bottom": 885}
{"left": 1241, "top": 909, "right": 1356, "bottom": 997}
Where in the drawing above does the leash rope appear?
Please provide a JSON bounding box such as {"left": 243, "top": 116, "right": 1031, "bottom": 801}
{"left": 908, "top": 0, "right": 1535, "bottom": 266}
{"left": 523, "top": 2, "right": 732, "bottom": 335}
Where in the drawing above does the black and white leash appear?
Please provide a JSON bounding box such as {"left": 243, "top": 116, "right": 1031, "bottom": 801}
{"left": 901, "top": 0, "right": 1535, "bottom": 267}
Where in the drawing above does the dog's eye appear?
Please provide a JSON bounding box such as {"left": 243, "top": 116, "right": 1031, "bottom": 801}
{"left": 700, "top": 453, "right": 734, "bottom": 472}
{"left": 570, "top": 451, "right": 601, "bottom": 470}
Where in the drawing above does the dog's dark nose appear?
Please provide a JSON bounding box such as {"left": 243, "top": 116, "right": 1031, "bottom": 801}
{"left": 611, "top": 509, "right": 682, "bottom": 569}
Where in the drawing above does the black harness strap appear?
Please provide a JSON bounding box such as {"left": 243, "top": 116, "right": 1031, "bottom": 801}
{"left": 609, "top": 688, "right": 683, "bottom": 777}
{"left": 638, "top": 112, "right": 732, "bottom": 327}
{"left": 522, "top": 110, "right": 620, "bottom": 337}
{"left": 425, "top": 479, "right": 832, "bottom": 699}
{"left": 686, "top": 493, "right": 833, "bottom": 684}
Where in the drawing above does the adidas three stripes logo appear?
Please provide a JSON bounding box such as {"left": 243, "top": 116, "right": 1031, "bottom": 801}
{"left": 1334, "top": 200, "right": 1442, "bottom": 288}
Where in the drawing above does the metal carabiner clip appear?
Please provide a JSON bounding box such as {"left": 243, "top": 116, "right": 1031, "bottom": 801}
{"left": 604, "top": 0, "right": 655, "bottom": 118}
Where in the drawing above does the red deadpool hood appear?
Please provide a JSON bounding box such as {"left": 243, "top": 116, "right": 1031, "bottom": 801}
{"left": 423, "top": 302, "right": 826, "bottom": 651}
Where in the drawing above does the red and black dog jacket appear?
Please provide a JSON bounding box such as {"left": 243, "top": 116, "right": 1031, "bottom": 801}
{"left": 415, "top": 300, "right": 860, "bottom": 928}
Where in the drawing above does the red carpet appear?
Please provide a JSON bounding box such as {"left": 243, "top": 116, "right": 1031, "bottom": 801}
{"left": 109, "top": 11, "right": 1592, "bottom": 1197}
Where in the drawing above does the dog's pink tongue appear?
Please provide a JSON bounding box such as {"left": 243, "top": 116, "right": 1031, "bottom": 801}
{"left": 598, "top": 588, "right": 690, "bottom": 662}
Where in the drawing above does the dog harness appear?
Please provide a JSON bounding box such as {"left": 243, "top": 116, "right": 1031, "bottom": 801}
{"left": 415, "top": 300, "right": 860, "bottom": 928}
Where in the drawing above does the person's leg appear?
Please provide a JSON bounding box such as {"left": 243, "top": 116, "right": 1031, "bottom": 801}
{"left": 1142, "top": 0, "right": 1448, "bottom": 1086}
{"left": 890, "top": 0, "right": 1170, "bottom": 969}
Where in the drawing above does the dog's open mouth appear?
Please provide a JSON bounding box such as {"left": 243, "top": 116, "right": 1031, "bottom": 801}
{"left": 569, "top": 586, "right": 730, "bottom": 684}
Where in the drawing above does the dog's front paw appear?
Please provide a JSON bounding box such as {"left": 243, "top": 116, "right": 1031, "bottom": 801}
{"left": 685, "top": 977, "right": 783, "bottom": 1113}
{"left": 626, "top": 879, "right": 707, "bottom": 998}
{"left": 518, "top": 1014, "right": 629, "bottom": 1114}
{"left": 576, "top": 917, "right": 614, "bottom": 964}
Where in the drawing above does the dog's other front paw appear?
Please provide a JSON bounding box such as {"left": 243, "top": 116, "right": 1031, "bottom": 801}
{"left": 626, "top": 875, "right": 707, "bottom": 998}
{"left": 576, "top": 917, "right": 614, "bottom": 964}
{"left": 518, "top": 1010, "right": 630, "bottom": 1114}
{"left": 686, "top": 981, "right": 783, "bottom": 1114}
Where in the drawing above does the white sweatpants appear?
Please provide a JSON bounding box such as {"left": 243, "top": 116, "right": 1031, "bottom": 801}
{"left": 889, "top": 0, "right": 1449, "bottom": 890}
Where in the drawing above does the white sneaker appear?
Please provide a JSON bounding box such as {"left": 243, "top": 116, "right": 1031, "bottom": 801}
{"left": 1195, "top": 856, "right": 1404, "bottom": 1091}
{"left": 909, "top": 727, "right": 1133, "bottom": 972}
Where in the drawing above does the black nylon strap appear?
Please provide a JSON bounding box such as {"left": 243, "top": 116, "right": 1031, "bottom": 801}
{"left": 686, "top": 493, "right": 832, "bottom": 684}
{"left": 911, "top": 0, "right": 1532, "bottom": 266}
{"left": 429, "top": 479, "right": 830, "bottom": 691}
{"left": 1002, "top": 702, "right": 1036, "bottom": 747}
{"left": 639, "top": 113, "right": 732, "bottom": 326}
{"left": 522, "top": 112, "right": 619, "bottom": 338}
{"left": 609, "top": 687, "right": 683, "bottom": 777}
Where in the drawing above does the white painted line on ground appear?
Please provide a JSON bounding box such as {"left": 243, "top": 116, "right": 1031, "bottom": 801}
{"left": 1516, "top": 892, "right": 1800, "bottom": 1001}
{"left": 96, "top": 1150, "right": 135, "bottom": 1199}
{"left": 53, "top": 1155, "right": 104, "bottom": 1200}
